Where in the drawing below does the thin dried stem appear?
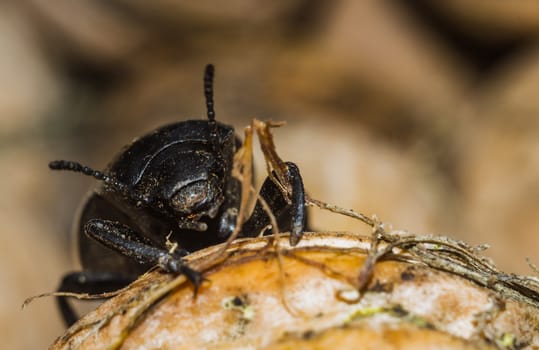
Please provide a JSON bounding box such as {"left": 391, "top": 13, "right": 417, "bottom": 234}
{"left": 306, "top": 196, "right": 375, "bottom": 227}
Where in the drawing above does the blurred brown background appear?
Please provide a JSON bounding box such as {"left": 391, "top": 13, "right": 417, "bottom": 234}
{"left": 2, "top": 1, "right": 538, "bottom": 348}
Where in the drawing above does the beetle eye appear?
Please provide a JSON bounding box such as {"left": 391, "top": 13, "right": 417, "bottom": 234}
{"left": 170, "top": 181, "right": 209, "bottom": 213}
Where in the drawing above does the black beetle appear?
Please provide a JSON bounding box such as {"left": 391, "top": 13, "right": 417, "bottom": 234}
{"left": 50, "top": 64, "right": 307, "bottom": 326}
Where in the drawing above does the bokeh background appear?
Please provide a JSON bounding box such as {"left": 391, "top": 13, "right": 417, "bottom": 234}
{"left": 2, "top": 1, "right": 538, "bottom": 348}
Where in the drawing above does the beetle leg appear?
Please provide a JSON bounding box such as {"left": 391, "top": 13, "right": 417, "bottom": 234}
{"left": 216, "top": 177, "right": 242, "bottom": 238}
{"left": 284, "top": 162, "right": 307, "bottom": 245}
{"left": 85, "top": 219, "right": 204, "bottom": 286}
{"left": 240, "top": 161, "right": 307, "bottom": 246}
{"left": 56, "top": 271, "right": 136, "bottom": 326}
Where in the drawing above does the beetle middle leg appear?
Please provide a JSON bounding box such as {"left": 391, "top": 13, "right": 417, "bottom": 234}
{"left": 57, "top": 271, "right": 136, "bottom": 326}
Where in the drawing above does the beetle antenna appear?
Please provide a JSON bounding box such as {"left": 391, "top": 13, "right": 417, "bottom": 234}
{"left": 204, "top": 64, "right": 219, "bottom": 149}
{"left": 49, "top": 160, "right": 113, "bottom": 182}
{"left": 204, "top": 64, "right": 215, "bottom": 123}
{"left": 49, "top": 160, "right": 148, "bottom": 204}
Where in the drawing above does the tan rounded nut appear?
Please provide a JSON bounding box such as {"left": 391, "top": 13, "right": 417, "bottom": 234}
{"left": 50, "top": 233, "right": 539, "bottom": 350}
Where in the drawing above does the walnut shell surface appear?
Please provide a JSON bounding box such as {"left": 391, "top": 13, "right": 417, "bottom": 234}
{"left": 50, "top": 233, "right": 539, "bottom": 350}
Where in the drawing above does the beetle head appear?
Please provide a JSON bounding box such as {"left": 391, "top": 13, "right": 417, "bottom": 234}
{"left": 152, "top": 149, "right": 226, "bottom": 230}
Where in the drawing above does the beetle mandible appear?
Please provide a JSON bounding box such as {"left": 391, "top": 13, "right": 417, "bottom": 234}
{"left": 50, "top": 64, "right": 307, "bottom": 327}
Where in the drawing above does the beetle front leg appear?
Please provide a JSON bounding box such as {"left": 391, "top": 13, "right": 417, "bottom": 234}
{"left": 240, "top": 161, "right": 307, "bottom": 246}
{"left": 85, "top": 219, "right": 204, "bottom": 286}
{"left": 284, "top": 162, "right": 307, "bottom": 245}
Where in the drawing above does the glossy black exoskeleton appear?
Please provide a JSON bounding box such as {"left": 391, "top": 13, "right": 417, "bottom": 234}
{"left": 50, "top": 64, "right": 307, "bottom": 327}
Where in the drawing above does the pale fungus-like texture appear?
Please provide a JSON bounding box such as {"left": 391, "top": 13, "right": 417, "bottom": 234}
{"left": 49, "top": 233, "right": 539, "bottom": 350}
